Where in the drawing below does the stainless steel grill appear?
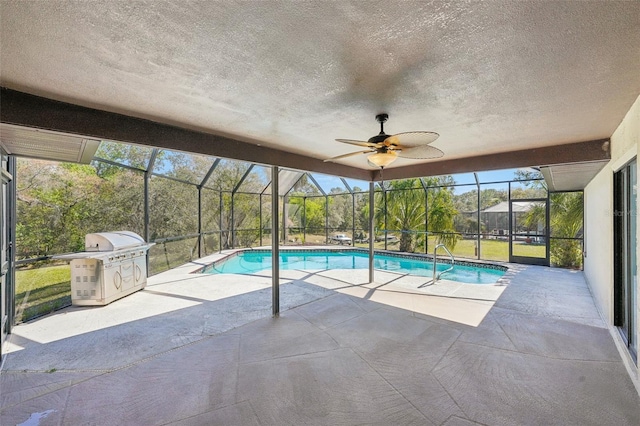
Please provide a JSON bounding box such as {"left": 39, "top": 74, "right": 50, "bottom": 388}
{"left": 56, "top": 231, "right": 154, "bottom": 306}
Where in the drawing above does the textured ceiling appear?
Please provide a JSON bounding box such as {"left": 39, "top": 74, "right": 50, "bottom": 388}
{"left": 1, "top": 1, "right": 639, "bottom": 171}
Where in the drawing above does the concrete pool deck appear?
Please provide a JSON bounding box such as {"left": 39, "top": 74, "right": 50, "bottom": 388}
{"left": 1, "top": 251, "right": 639, "bottom": 425}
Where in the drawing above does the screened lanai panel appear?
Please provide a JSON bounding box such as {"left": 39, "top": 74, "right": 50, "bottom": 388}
{"left": 148, "top": 175, "right": 199, "bottom": 274}
{"left": 92, "top": 167, "right": 146, "bottom": 238}
{"left": 219, "top": 192, "right": 232, "bottom": 249}
{"left": 153, "top": 149, "right": 215, "bottom": 184}
{"left": 549, "top": 191, "right": 584, "bottom": 269}
{"left": 236, "top": 165, "right": 271, "bottom": 194}
{"left": 550, "top": 192, "right": 583, "bottom": 238}
{"left": 426, "top": 185, "right": 457, "bottom": 254}
{"left": 448, "top": 172, "right": 477, "bottom": 186}
{"left": 510, "top": 180, "right": 547, "bottom": 199}
{"left": 309, "top": 173, "right": 348, "bottom": 194}
{"left": 381, "top": 186, "right": 426, "bottom": 253}
{"left": 263, "top": 169, "right": 306, "bottom": 196}
{"left": 202, "top": 188, "right": 221, "bottom": 232}
{"left": 378, "top": 178, "right": 425, "bottom": 192}
{"left": 93, "top": 140, "right": 153, "bottom": 170}
{"left": 259, "top": 194, "right": 273, "bottom": 246}
{"left": 302, "top": 197, "right": 327, "bottom": 245}
{"left": 290, "top": 172, "right": 321, "bottom": 195}
{"left": 204, "top": 159, "right": 250, "bottom": 191}
{"left": 15, "top": 158, "right": 147, "bottom": 257}
{"left": 233, "top": 193, "right": 262, "bottom": 248}
{"left": 422, "top": 175, "right": 455, "bottom": 188}
{"left": 201, "top": 187, "right": 221, "bottom": 255}
{"left": 479, "top": 182, "right": 509, "bottom": 261}
{"left": 343, "top": 178, "right": 369, "bottom": 193}
{"left": 475, "top": 167, "right": 542, "bottom": 184}
{"left": 450, "top": 184, "right": 479, "bottom": 259}
{"left": 327, "top": 193, "right": 354, "bottom": 237}
{"left": 284, "top": 195, "right": 305, "bottom": 245}
{"left": 148, "top": 175, "right": 198, "bottom": 239}
{"left": 476, "top": 169, "right": 515, "bottom": 183}
{"left": 353, "top": 191, "right": 370, "bottom": 248}
{"left": 513, "top": 167, "right": 543, "bottom": 180}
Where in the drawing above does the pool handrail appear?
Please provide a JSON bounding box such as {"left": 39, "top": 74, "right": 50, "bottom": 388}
{"left": 433, "top": 244, "right": 454, "bottom": 282}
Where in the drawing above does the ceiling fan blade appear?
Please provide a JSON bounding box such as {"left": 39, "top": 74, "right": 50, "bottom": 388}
{"left": 385, "top": 131, "right": 439, "bottom": 148}
{"left": 323, "top": 150, "right": 373, "bottom": 162}
{"left": 396, "top": 145, "right": 444, "bottom": 159}
{"left": 335, "top": 139, "right": 379, "bottom": 148}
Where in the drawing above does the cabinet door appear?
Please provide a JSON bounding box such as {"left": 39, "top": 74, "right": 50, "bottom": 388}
{"left": 120, "top": 260, "right": 135, "bottom": 291}
{"left": 133, "top": 256, "right": 147, "bottom": 287}
{"left": 102, "top": 263, "right": 122, "bottom": 300}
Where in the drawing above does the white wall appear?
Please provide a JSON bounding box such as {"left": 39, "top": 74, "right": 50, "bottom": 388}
{"left": 584, "top": 94, "right": 640, "bottom": 388}
{"left": 583, "top": 165, "right": 614, "bottom": 321}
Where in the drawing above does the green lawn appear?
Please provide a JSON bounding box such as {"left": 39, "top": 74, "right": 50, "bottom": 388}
{"left": 356, "top": 236, "right": 545, "bottom": 262}
{"left": 286, "top": 232, "right": 546, "bottom": 262}
{"left": 15, "top": 264, "right": 71, "bottom": 323}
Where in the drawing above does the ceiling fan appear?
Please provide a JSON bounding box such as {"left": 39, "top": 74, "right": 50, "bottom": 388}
{"left": 325, "top": 114, "right": 443, "bottom": 169}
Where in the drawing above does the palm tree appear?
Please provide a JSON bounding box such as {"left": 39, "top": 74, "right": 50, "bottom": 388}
{"left": 427, "top": 186, "right": 459, "bottom": 249}
{"left": 376, "top": 179, "right": 425, "bottom": 252}
{"left": 523, "top": 191, "right": 584, "bottom": 267}
{"left": 549, "top": 192, "right": 583, "bottom": 267}
{"left": 376, "top": 178, "right": 459, "bottom": 252}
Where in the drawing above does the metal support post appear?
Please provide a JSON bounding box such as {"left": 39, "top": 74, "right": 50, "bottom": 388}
{"left": 197, "top": 187, "right": 202, "bottom": 258}
{"left": 352, "top": 193, "right": 356, "bottom": 247}
{"left": 219, "top": 191, "right": 223, "bottom": 252}
{"left": 475, "top": 173, "right": 481, "bottom": 259}
{"left": 259, "top": 193, "right": 263, "bottom": 246}
{"left": 369, "top": 182, "right": 375, "bottom": 283}
{"left": 230, "top": 193, "right": 235, "bottom": 249}
{"left": 271, "top": 166, "right": 280, "bottom": 315}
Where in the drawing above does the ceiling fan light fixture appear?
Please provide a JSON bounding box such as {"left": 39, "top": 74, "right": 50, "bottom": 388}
{"left": 328, "top": 114, "right": 441, "bottom": 167}
{"left": 367, "top": 150, "right": 397, "bottom": 168}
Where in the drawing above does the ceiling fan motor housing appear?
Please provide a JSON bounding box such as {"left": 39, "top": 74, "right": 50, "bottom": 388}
{"left": 368, "top": 133, "right": 389, "bottom": 144}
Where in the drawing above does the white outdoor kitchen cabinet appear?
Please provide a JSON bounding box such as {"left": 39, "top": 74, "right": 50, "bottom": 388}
{"left": 57, "top": 231, "right": 154, "bottom": 306}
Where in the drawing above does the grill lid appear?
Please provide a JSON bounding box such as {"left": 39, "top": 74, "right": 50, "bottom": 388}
{"left": 85, "top": 231, "right": 147, "bottom": 252}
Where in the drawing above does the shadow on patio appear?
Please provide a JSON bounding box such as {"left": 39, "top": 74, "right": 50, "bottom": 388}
{"left": 1, "top": 263, "right": 639, "bottom": 425}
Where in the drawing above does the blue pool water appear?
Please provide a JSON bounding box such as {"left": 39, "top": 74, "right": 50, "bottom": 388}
{"left": 202, "top": 250, "right": 505, "bottom": 284}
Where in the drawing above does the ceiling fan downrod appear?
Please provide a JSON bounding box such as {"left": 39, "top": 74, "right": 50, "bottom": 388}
{"left": 376, "top": 113, "right": 389, "bottom": 135}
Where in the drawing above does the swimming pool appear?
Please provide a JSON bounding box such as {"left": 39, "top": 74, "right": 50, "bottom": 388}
{"left": 201, "top": 249, "right": 506, "bottom": 284}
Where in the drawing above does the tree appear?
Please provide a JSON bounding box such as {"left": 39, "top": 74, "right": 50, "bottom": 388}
{"left": 373, "top": 177, "right": 460, "bottom": 253}
{"left": 518, "top": 174, "right": 584, "bottom": 268}
{"left": 549, "top": 192, "right": 584, "bottom": 268}
{"left": 377, "top": 180, "right": 425, "bottom": 252}
{"left": 328, "top": 190, "right": 352, "bottom": 231}
{"left": 427, "top": 185, "right": 459, "bottom": 249}
{"left": 16, "top": 160, "right": 105, "bottom": 257}
{"left": 354, "top": 191, "right": 370, "bottom": 233}
{"left": 93, "top": 142, "right": 153, "bottom": 177}
{"left": 206, "top": 160, "right": 255, "bottom": 248}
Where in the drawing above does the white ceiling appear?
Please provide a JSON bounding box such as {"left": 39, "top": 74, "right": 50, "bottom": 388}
{"left": 1, "top": 1, "right": 639, "bottom": 171}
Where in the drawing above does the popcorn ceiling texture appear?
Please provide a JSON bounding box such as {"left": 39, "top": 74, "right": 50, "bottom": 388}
{"left": 1, "top": 1, "right": 639, "bottom": 169}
